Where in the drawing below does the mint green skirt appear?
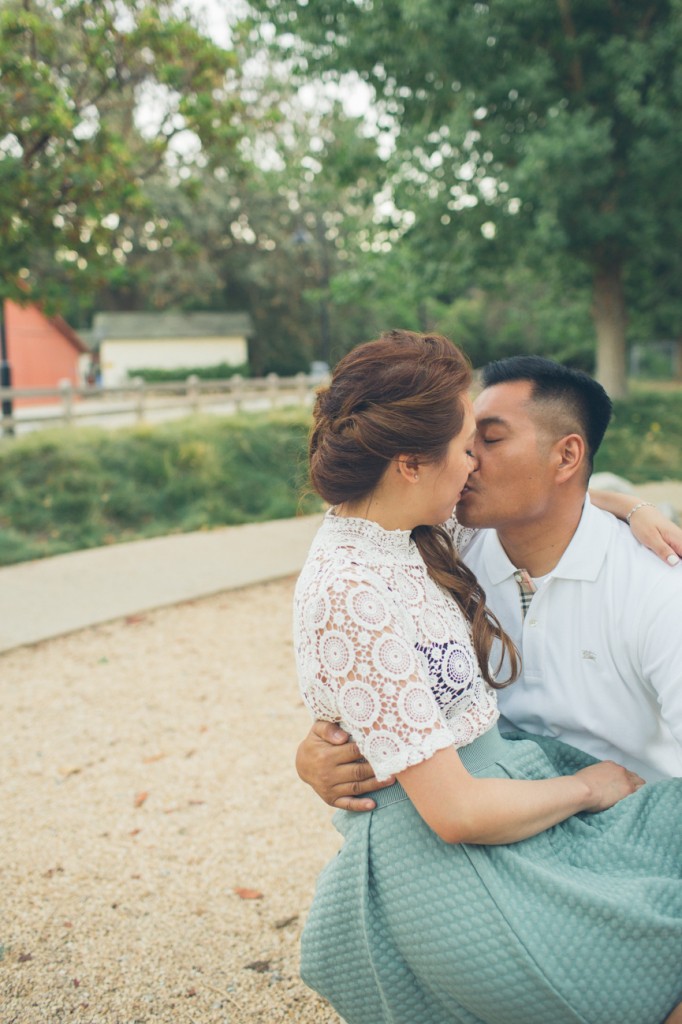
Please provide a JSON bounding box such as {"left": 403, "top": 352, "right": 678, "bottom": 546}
{"left": 301, "top": 727, "right": 682, "bottom": 1024}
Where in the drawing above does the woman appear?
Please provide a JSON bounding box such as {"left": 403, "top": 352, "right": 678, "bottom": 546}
{"left": 293, "top": 330, "right": 682, "bottom": 1024}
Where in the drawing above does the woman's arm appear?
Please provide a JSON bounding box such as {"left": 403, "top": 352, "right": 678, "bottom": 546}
{"left": 297, "top": 569, "right": 644, "bottom": 843}
{"left": 589, "top": 489, "right": 681, "bottom": 566}
{"left": 399, "top": 744, "right": 643, "bottom": 845}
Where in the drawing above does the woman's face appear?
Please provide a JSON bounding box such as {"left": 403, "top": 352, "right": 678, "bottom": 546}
{"left": 416, "top": 396, "right": 478, "bottom": 525}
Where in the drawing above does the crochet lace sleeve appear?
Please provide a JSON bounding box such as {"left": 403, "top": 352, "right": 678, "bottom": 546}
{"left": 295, "top": 568, "right": 454, "bottom": 780}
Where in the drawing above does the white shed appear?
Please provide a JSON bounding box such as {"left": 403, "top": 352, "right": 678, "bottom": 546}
{"left": 93, "top": 311, "right": 252, "bottom": 386}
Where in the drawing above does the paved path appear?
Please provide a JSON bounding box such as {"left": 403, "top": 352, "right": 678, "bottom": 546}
{"left": 0, "top": 514, "right": 323, "bottom": 653}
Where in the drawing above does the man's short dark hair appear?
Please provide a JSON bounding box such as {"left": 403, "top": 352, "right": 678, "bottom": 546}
{"left": 481, "top": 356, "right": 613, "bottom": 471}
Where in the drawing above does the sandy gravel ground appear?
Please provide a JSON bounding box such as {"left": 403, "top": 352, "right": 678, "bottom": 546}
{"left": 0, "top": 578, "right": 342, "bottom": 1024}
{"left": 2, "top": 480, "right": 681, "bottom": 1024}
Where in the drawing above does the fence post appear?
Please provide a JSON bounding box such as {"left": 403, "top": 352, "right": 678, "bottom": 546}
{"left": 266, "top": 372, "right": 279, "bottom": 409}
{"left": 230, "top": 373, "right": 243, "bottom": 412}
{"left": 295, "top": 371, "right": 308, "bottom": 404}
{"left": 132, "top": 376, "right": 146, "bottom": 423}
{"left": 187, "top": 374, "right": 200, "bottom": 415}
{"left": 59, "top": 379, "right": 74, "bottom": 425}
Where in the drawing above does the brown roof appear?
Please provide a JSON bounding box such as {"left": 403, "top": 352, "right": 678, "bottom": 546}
{"left": 50, "top": 314, "right": 89, "bottom": 354}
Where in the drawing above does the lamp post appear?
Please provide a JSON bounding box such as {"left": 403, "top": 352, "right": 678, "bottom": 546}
{"left": 0, "top": 302, "right": 14, "bottom": 435}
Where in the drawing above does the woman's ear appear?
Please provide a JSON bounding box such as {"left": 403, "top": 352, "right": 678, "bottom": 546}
{"left": 395, "top": 454, "right": 421, "bottom": 483}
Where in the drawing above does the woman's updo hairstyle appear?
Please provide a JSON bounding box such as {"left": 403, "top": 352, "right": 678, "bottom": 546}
{"left": 309, "top": 329, "right": 519, "bottom": 688}
{"left": 310, "top": 330, "right": 470, "bottom": 503}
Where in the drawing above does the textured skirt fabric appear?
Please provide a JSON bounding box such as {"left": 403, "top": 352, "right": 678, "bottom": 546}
{"left": 301, "top": 727, "right": 682, "bottom": 1024}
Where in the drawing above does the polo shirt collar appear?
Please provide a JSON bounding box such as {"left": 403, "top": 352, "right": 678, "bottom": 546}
{"left": 482, "top": 494, "right": 610, "bottom": 585}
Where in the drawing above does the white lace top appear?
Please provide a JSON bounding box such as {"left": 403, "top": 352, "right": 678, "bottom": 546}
{"left": 293, "top": 511, "right": 498, "bottom": 780}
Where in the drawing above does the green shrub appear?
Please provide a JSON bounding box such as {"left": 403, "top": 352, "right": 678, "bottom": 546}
{"left": 0, "top": 411, "right": 320, "bottom": 566}
{"left": 594, "top": 390, "right": 682, "bottom": 483}
{"left": 131, "top": 362, "right": 250, "bottom": 383}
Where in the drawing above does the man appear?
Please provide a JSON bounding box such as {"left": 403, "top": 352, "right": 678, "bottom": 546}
{"left": 297, "top": 356, "right": 682, "bottom": 809}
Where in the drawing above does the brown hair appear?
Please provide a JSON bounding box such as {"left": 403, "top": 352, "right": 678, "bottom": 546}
{"left": 309, "top": 329, "right": 519, "bottom": 687}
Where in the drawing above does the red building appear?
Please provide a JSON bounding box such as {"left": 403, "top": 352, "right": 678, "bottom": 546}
{"left": 2, "top": 300, "right": 89, "bottom": 406}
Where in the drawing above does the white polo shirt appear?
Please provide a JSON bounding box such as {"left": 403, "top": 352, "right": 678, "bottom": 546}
{"left": 460, "top": 497, "right": 682, "bottom": 781}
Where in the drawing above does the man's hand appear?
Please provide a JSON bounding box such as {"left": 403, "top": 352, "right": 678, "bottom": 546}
{"left": 296, "top": 721, "right": 395, "bottom": 812}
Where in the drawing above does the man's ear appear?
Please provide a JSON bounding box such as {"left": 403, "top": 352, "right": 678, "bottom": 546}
{"left": 554, "top": 434, "right": 586, "bottom": 483}
{"left": 395, "top": 454, "right": 420, "bottom": 483}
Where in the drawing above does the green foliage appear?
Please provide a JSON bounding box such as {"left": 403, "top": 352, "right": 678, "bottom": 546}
{"left": 86, "top": 97, "right": 388, "bottom": 375}
{"left": 325, "top": 242, "right": 597, "bottom": 369}
{"left": 0, "top": 0, "right": 242, "bottom": 307}
{"left": 131, "top": 363, "right": 250, "bottom": 383}
{"left": 594, "top": 391, "right": 682, "bottom": 483}
{"left": 248, "top": 0, "right": 682, "bottom": 394}
{"left": 0, "top": 412, "right": 321, "bottom": 565}
{"left": 255, "top": 0, "right": 682, "bottom": 262}
{"left": 432, "top": 265, "right": 596, "bottom": 371}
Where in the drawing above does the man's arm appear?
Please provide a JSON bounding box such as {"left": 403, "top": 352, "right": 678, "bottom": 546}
{"left": 590, "top": 489, "right": 682, "bottom": 566}
{"left": 296, "top": 721, "right": 395, "bottom": 812}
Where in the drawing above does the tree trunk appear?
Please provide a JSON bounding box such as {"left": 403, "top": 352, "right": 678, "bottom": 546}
{"left": 591, "top": 264, "right": 628, "bottom": 399}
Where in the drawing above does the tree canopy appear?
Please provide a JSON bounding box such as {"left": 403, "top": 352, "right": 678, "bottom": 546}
{"left": 0, "top": 0, "right": 242, "bottom": 307}
{"left": 4, "top": 0, "right": 680, "bottom": 389}
{"left": 248, "top": 0, "right": 682, "bottom": 395}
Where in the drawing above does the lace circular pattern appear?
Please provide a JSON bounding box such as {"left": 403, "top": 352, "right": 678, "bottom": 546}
{"left": 294, "top": 513, "right": 498, "bottom": 780}
{"left": 339, "top": 681, "right": 381, "bottom": 727}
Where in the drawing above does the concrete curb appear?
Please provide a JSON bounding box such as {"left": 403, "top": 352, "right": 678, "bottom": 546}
{"left": 0, "top": 514, "right": 323, "bottom": 653}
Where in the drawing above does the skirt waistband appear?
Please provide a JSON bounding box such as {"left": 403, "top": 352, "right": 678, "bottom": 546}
{"left": 370, "top": 726, "right": 508, "bottom": 809}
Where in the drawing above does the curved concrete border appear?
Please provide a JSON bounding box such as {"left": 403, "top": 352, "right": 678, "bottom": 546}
{"left": 0, "top": 514, "right": 324, "bottom": 653}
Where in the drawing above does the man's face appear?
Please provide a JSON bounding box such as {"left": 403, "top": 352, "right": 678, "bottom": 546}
{"left": 456, "top": 379, "right": 558, "bottom": 530}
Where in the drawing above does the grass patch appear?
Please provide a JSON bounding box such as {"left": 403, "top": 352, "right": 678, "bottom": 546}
{"left": 0, "top": 409, "right": 321, "bottom": 566}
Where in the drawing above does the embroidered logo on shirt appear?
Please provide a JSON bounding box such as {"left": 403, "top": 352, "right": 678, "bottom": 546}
{"left": 581, "top": 650, "right": 597, "bottom": 661}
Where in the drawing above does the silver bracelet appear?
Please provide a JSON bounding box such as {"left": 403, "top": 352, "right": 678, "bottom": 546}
{"left": 625, "top": 500, "right": 656, "bottom": 526}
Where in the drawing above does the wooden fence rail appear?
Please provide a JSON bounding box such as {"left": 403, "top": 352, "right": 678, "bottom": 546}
{"left": 0, "top": 372, "right": 324, "bottom": 436}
